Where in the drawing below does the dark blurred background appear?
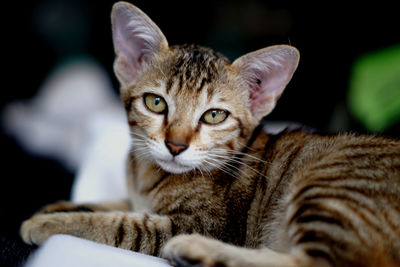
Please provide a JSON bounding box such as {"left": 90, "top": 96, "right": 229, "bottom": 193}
{"left": 1, "top": 0, "right": 399, "bottom": 266}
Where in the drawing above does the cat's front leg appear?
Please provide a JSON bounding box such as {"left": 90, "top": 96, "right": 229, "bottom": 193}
{"left": 36, "top": 199, "right": 131, "bottom": 214}
{"left": 21, "top": 212, "right": 174, "bottom": 256}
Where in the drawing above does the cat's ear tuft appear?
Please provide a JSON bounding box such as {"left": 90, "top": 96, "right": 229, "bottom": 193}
{"left": 233, "top": 45, "right": 299, "bottom": 120}
{"left": 111, "top": 2, "right": 168, "bottom": 86}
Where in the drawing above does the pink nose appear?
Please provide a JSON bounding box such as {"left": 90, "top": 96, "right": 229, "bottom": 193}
{"left": 165, "top": 140, "right": 188, "bottom": 156}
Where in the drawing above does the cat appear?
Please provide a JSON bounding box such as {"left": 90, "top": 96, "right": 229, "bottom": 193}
{"left": 21, "top": 2, "right": 400, "bottom": 266}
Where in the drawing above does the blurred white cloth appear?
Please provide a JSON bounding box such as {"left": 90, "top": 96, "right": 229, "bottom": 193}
{"left": 2, "top": 58, "right": 130, "bottom": 203}
{"left": 25, "top": 234, "right": 171, "bottom": 267}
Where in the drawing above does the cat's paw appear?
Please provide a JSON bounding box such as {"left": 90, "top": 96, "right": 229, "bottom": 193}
{"left": 162, "top": 234, "right": 229, "bottom": 267}
{"left": 20, "top": 214, "right": 67, "bottom": 245}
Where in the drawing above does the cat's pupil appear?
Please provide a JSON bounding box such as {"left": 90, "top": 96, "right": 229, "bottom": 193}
{"left": 211, "top": 110, "right": 217, "bottom": 118}
{"left": 154, "top": 98, "right": 161, "bottom": 106}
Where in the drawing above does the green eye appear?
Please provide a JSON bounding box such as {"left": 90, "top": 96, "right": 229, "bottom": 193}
{"left": 201, "top": 109, "right": 229, "bottom": 124}
{"left": 144, "top": 94, "right": 167, "bottom": 114}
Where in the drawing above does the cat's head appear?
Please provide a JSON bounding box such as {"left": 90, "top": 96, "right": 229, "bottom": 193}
{"left": 111, "top": 2, "right": 299, "bottom": 174}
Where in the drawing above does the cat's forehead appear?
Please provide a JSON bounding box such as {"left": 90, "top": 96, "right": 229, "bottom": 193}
{"left": 169, "top": 44, "right": 230, "bottom": 70}
{"left": 163, "top": 44, "right": 231, "bottom": 93}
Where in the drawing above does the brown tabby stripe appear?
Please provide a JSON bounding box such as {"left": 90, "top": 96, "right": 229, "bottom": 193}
{"left": 141, "top": 172, "right": 170, "bottom": 194}
{"left": 198, "top": 77, "right": 207, "bottom": 92}
{"left": 262, "top": 141, "right": 306, "bottom": 220}
{"left": 300, "top": 188, "right": 378, "bottom": 214}
{"left": 344, "top": 202, "right": 391, "bottom": 240}
{"left": 279, "top": 143, "right": 304, "bottom": 179}
{"left": 342, "top": 152, "right": 400, "bottom": 161}
{"left": 178, "top": 75, "right": 184, "bottom": 93}
{"left": 167, "top": 205, "right": 194, "bottom": 216}
{"left": 115, "top": 215, "right": 126, "bottom": 247}
{"left": 142, "top": 214, "right": 150, "bottom": 249}
{"left": 304, "top": 182, "right": 394, "bottom": 199}
{"left": 165, "top": 78, "right": 174, "bottom": 94}
{"left": 143, "top": 215, "right": 155, "bottom": 254}
{"left": 342, "top": 142, "right": 398, "bottom": 150}
{"left": 153, "top": 226, "right": 161, "bottom": 256}
{"left": 244, "top": 124, "right": 264, "bottom": 149}
{"left": 154, "top": 189, "right": 192, "bottom": 214}
{"left": 128, "top": 120, "right": 137, "bottom": 126}
{"left": 229, "top": 115, "right": 245, "bottom": 139}
{"left": 309, "top": 173, "right": 385, "bottom": 183}
{"left": 291, "top": 175, "right": 388, "bottom": 201}
{"left": 167, "top": 45, "right": 229, "bottom": 95}
{"left": 299, "top": 193, "right": 389, "bottom": 240}
{"left": 217, "top": 124, "right": 240, "bottom": 135}
{"left": 288, "top": 203, "right": 347, "bottom": 227}
{"left": 296, "top": 230, "right": 347, "bottom": 264}
{"left": 263, "top": 131, "right": 287, "bottom": 155}
{"left": 308, "top": 161, "right": 389, "bottom": 173}
{"left": 131, "top": 221, "right": 142, "bottom": 251}
{"left": 382, "top": 211, "right": 400, "bottom": 239}
{"left": 305, "top": 249, "right": 334, "bottom": 265}
{"left": 102, "top": 220, "right": 109, "bottom": 245}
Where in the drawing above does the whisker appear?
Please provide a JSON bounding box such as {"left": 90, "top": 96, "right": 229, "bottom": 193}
{"left": 130, "top": 132, "right": 148, "bottom": 139}
{"left": 236, "top": 140, "right": 259, "bottom": 152}
{"left": 210, "top": 154, "right": 267, "bottom": 179}
{"left": 212, "top": 148, "right": 271, "bottom": 164}
{"left": 196, "top": 166, "right": 205, "bottom": 181}
{"left": 203, "top": 159, "right": 233, "bottom": 178}
{"left": 201, "top": 164, "right": 213, "bottom": 179}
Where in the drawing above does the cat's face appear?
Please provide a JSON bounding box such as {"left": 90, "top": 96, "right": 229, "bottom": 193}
{"left": 123, "top": 45, "right": 254, "bottom": 173}
{"left": 111, "top": 2, "right": 299, "bottom": 174}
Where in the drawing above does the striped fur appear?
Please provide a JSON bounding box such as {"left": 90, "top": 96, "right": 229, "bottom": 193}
{"left": 21, "top": 2, "right": 400, "bottom": 267}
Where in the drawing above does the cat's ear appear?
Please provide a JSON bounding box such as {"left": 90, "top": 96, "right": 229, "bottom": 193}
{"left": 111, "top": 2, "right": 168, "bottom": 86}
{"left": 232, "top": 45, "right": 299, "bottom": 121}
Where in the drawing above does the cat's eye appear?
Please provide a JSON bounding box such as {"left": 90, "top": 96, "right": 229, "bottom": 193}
{"left": 201, "top": 109, "right": 229, "bottom": 125}
{"left": 144, "top": 94, "right": 167, "bottom": 114}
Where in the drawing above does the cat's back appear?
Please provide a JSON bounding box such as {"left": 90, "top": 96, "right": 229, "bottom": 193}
{"left": 288, "top": 132, "right": 400, "bottom": 193}
{"left": 258, "top": 130, "right": 400, "bottom": 185}
{"left": 255, "top": 130, "right": 400, "bottom": 266}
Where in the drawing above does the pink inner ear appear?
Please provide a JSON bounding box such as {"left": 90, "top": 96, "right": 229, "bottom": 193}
{"left": 234, "top": 45, "right": 299, "bottom": 118}
{"left": 115, "top": 54, "right": 139, "bottom": 83}
{"left": 249, "top": 82, "right": 275, "bottom": 115}
{"left": 112, "top": 3, "right": 168, "bottom": 85}
{"left": 247, "top": 62, "right": 294, "bottom": 116}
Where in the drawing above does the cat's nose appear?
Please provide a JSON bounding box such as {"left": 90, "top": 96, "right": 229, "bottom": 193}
{"left": 165, "top": 140, "right": 188, "bottom": 156}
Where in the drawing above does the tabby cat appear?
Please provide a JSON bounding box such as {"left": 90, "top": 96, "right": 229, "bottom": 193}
{"left": 21, "top": 2, "right": 400, "bottom": 266}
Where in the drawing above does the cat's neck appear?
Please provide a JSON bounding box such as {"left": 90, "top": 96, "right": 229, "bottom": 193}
{"left": 127, "top": 156, "right": 161, "bottom": 193}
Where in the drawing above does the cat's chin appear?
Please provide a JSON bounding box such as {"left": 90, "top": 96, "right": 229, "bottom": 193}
{"left": 156, "top": 159, "right": 194, "bottom": 174}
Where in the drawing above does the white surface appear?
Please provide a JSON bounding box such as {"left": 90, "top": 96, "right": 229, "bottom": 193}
{"left": 25, "top": 235, "right": 171, "bottom": 267}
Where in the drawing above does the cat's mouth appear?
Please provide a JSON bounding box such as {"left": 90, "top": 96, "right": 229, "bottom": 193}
{"left": 156, "top": 158, "right": 194, "bottom": 174}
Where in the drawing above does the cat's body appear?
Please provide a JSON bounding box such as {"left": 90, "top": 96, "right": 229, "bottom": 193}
{"left": 21, "top": 2, "right": 400, "bottom": 266}
{"left": 126, "top": 126, "right": 400, "bottom": 266}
